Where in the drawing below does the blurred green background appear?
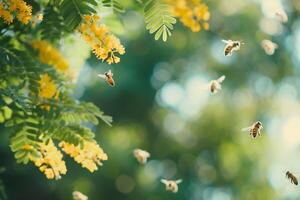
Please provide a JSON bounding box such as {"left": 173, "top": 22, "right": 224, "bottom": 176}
{"left": 1, "top": 0, "right": 300, "bottom": 199}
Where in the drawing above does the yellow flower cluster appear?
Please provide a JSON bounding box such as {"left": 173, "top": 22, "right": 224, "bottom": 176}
{"left": 0, "top": 0, "right": 32, "bottom": 24}
{"left": 166, "top": 0, "right": 210, "bottom": 32}
{"left": 30, "top": 140, "right": 67, "bottom": 180}
{"left": 78, "top": 15, "right": 125, "bottom": 64}
{"left": 38, "top": 74, "right": 58, "bottom": 99}
{"left": 59, "top": 140, "right": 108, "bottom": 172}
{"left": 32, "top": 40, "right": 69, "bottom": 74}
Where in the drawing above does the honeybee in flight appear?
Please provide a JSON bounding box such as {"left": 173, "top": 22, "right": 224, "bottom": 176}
{"left": 222, "top": 39, "right": 244, "bottom": 56}
{"left": 261, "top": 40, "right": 278, "bottom": 55}
{"left": 97, "top": 70, "right": 115, "bottom": 87}
{"left": 286, "top": 171, "right": 298, "bottom": 185}
{"left": 210, "top": 75, "right": 226, "bottom": 94}
{"left": 72, "top": 191, "right": 88, "bottom": 200}
{"left": 242, "top": 121, "right": 263, "bottom": 138}
{"left": 133, "top": 149, "right": 150, "bottom": 164}
{"left": 161, "top": 179, "right": 182, "bottom": 193}
{"left": 275, "top": 10, "right": 288, "bottom": 23}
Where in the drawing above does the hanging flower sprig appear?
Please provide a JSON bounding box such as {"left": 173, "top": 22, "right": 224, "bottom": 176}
{"left": 78, "top": 15, "right": 125, "bottom": 64}
{"left": 30, "top": 139, "right": 67, "bottom": 180}
{"left": 59, "top": 140, "right": 108, "bottom": 173}
{"left": 0, "top": 0, "right": 32, "bottom": 24}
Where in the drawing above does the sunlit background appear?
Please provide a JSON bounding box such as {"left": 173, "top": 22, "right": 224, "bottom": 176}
{"left": 1, "top": 0, "right": 300, "bottom": 199}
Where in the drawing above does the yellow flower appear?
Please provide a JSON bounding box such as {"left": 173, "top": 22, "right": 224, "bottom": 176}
{"left": 165, "top": 0, "right": 210, "bottom": 32}
{"left": 38, "top": 74, "right": 58, "bottom": 99}
{"left": 30, "top": 139, "right": 67, "bottom": 180}
{"left": 23, "top": 144, "right": 34, "bottom": 150}
{"left": 59, "top": 140, "right": 108, "bottom": 172}
{"left": 78, "top": 15, "right": 125, "bottom": 64}
{"left": 32, "top": 40, "right": 70, "bottom": 74}
{"left": 0, "top": 3, "right": 13, "bottom": 24}
{"left": 15, "top": 0, "right": 32, "bottom": 24}
{"left": 0, "top": 0, "right": 32, "bottom": 24}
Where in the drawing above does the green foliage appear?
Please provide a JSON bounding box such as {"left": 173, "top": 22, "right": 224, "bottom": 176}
{"left": 102, "top": 0, "right": 125, "bottom": 13}
{"left": 60, "top": 102, "right": 112, "bottom": 126}
{"left": 39, "top": 3, "right": 66, "bottom": 41}
{"left": 142, "top": 0, "right": 176, "bottom": 41}
{"left": 53, "top": 125, "right": 94, "bottom": 148}
{"left": 10, "top": 119, "right": 40, "bottom": 164}
{"left": 60, "top": 0, "right": 98, "bottom": 31}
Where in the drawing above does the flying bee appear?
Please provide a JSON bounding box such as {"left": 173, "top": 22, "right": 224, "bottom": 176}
{"left": 31, "top": 11, "right": 44, "bottom": 27}
{"left": 222, "top": 39, "right": 244, "bottom": 56}
{"left": 210, "top": 75, "right": 226, "bottom": 94}
{"left": 133, "top": 149, "right": 150, "bottom": 164}
{"left": 72, "top": 191, "right": 88, "bottom": 200}
{"left": 242, "top": 121, "right": 263, "bottom": 138}
{"left": 97, "top": 70, "right": 115, "bottom": 87}
{"left": 160, "top": 179, "right": 182, "bottom": 193}
{"left": 286, "top": 171, "right": 298, "bottom": 185}
{"left": 275, "top": 10, "right": 288, "bottom": 23}
{"left": 261, "top": 40, "right": 278, "bottom": 55}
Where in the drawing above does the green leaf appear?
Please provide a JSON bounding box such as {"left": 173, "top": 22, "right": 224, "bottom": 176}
{"left": 142, "top": 0, "right": 176, "bottom": 42}
{"left": 60, "top": 0, "right": 98, "bottom": 31}
{"left": 1, "top": 95, "right": 12, "bottom": 105}
{"left": 2, "top": 106, "right": 12, "bottom": 120}
{"left": 102, "top": 0, "right": 125, "bottom": 13}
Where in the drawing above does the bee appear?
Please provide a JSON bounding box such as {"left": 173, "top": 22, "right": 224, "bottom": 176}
{"left": 31, "top": 11, "right": 44, "bottom": 27}
{"left": 286, "top": 171, "right": 298, "bottom": 185}
{"left": 242, "top": 121, "right": 263, "bottom": 138}
{"left": 210, "top": 75, "right": 226, "bottom": 94}
{"left": 275, "top": 10, "right": 288, "bottom": 23}
{"left": 97, "top": 70, "right": 115, "bottom": 87}
{"left": 72, "top": 191, "right": 88, "bottom": 200}
{"left": 133, "top": 149, "right": 150, "bottom": 164}
{"left": 160, "top": 179, "right": 182, "bottom": 193}
{"left": 261, "top": 40, "right": 278, "bottom": 55}
{"left": 222, "top": 39, "right": 244, "bottom": 56}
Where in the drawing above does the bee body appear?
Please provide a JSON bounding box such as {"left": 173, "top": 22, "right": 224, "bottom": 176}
{"left": 161, "top": 179, "right": 182, "bottom": 193}
{"left": 133, "top": 149, "right": 150, "bottom": 164}
{"left": 250, "top": 122, "right": 262, "bottom": 138}
{"left": 98, "top": 70, "right": 115, "bottom": 87}
{"left": 104, "top": 72, "right": 115, "bottom": 87}
{"left": 286, "top": 171, "right": 298, "bottom": 185}
{"left": 222, "top": 40, "right": 243, "bottom": 56}
{"left": 209, "top": 75, "right": 225, "bottom": 94}
{"left": 224, "top": 45, "right": 234, "bottom": 56}
{"left": 242, "top": 121, "right": 263, "bottom": 138}
{"left": 210, "top": 80, "right": 218, "bottom": 93}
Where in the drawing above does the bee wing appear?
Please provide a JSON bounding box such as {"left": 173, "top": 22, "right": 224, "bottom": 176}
{"left": 160, "top": 179, "right": 168, "bottom": 184}
{"left": 144, "top": 151, "right": 151, "bottom": 157}
{"left": 222, "top": 39, "right": 231, "bottom": 44}
{"left": 175, "top": 179, "right": 182, "bottom": 184}
{"left": 199, "top": 82, "right": 211, "bottom": 92}
{"left": 97, "top": 74, "right": 106, "bottom": 79}
{"left": 241, "top": 126, "right": 252, "bottom": 132}
{"left": 107, "top": 69, "right": 113, "bottom": 76}
{"left": 217, "top": 75, "right": 226, "bottom": 83}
